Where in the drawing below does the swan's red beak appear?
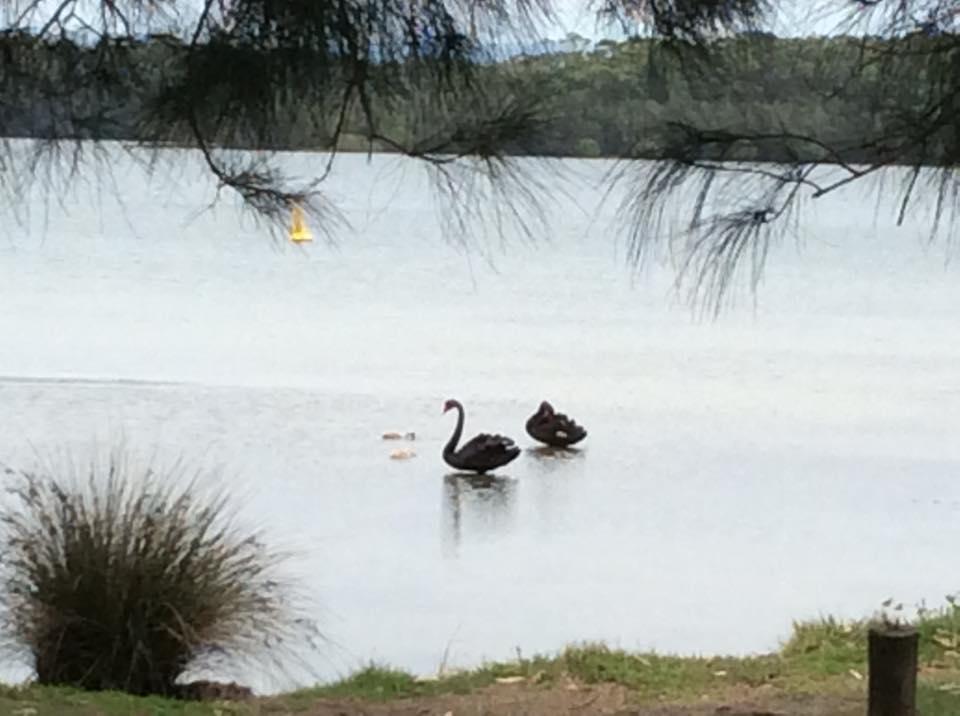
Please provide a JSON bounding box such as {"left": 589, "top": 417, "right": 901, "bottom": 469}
{"left": 442, "top": 400, "right": 454, "bottom": 413}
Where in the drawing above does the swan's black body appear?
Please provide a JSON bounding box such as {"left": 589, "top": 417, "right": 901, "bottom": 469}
{"left": 525, "top": 400, "right": 587, "bottom": 448}
{"left": 442, "top": 399, "right": 520, "bottom": 474}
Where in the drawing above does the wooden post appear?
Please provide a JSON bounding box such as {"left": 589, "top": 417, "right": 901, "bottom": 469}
{"left": 868, "top": 624, "right": 918, "bottom": 716}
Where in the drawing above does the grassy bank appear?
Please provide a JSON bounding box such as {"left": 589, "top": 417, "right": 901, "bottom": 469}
{"left": 4, "top": 604, "right": 960, "bottom": 715}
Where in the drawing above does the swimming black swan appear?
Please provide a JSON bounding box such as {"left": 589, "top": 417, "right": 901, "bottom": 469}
{"left": 442, "top": 399, "right": 520, "bottom": 473}
{"left": 525, "top": 400, "right": 587, "bottom": 448}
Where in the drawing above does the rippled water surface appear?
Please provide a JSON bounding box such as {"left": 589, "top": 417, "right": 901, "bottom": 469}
{"left": 1, "top": 147, "right": 959, "bottom": 691}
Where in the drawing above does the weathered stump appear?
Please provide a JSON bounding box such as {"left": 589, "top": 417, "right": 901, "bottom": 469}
{"left": 868, "top": 624, "right": 918, "bottom": 716}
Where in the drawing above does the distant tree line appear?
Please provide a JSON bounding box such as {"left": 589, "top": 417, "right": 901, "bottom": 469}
{"left": 1, "top": 30, "right": 953, "bottom": 166}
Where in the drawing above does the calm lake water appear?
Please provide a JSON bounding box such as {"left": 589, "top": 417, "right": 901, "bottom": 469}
{"left": 1, "top": 144, "right": 959, "bottom": 692}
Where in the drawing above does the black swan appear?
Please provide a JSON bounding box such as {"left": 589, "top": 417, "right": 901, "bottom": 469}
{"left": 442, "top": 399, "right": 520, "bottom": 474}
{"left": 525, "top": 400, "right": 587, "bottom": 448}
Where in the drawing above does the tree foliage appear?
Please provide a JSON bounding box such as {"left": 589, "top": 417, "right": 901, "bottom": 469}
{"left": 1, "top": 0, "right": 554, "bottom": 232}
{"left": 1, "top": 1, "right": 959, "bottom": 309}
{"left": 606, "top": 1, "right": 960, "bottom": 310}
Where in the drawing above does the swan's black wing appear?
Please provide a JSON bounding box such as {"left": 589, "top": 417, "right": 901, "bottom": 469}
{"left": 456, "top": 432, "right": 521, "bottom": 472}
{"left": 553, "top": 412, "right": 587, "bottom": 443}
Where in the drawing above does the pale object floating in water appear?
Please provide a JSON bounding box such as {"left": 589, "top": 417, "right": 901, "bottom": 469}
{"left": 390, "top": 448, "right": 416, "bottom": 460}
{"left": 382, "top": 431, "right": 416, "bottom": 440}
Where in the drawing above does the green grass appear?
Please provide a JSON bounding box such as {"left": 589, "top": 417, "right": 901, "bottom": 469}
{"left": 0, "top": 684, "right": 230, "bottom": 715}
{"left": 780, "top": 599, "right": 960, "bottom": 672}
{"left": 919, "top": 685, "right": 960, "bottom": 714}
{"left": 273, "top": 599, "right": 960, "bottom": 710}
{"left": 561, "top": 644, "right": 788, "bottom": 697}
{"left": 285, "top": 660, "right": 537, "bottom": 703}
{"left": 8, "top": 602, "right": 960, "bottom": 715}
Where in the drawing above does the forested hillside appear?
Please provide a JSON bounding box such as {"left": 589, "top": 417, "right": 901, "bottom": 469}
{"left": 0, "top": 30, "right": 952, "bottom": 163}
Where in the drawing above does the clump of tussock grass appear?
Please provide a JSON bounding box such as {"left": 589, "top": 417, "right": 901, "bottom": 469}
{"left": 0, "top": 451, "right": 314, "bottom": 697}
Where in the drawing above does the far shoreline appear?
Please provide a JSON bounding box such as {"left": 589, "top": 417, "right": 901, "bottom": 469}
{"left": 0, "top": 134, "right": 896, "bottom": 171}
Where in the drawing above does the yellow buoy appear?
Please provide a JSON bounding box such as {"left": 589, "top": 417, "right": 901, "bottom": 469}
{"left": 289, "top": 203, "right": 313, "bottom": 243}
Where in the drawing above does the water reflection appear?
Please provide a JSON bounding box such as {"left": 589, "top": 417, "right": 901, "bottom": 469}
{"left": 441, "top": 473, "right": 517, "bottom": 557}
{"left": 524, "top": 446, "right": 586, "bottom": 481}
{"left": 522, "top": 446, "right": 588, "bottom": 530}
{"left": 526, "top": 445, "right": 585, "bottom": 462}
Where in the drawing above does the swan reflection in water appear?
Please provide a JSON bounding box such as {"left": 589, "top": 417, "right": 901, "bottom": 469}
{"left": 525, "top": 445, "right": 586, "bottom": 476}
{"left": 441, "top": 472, "right": 517, "bottom": 556}
{"left": 527, "top": 445, "right": 585, "bottom": 460}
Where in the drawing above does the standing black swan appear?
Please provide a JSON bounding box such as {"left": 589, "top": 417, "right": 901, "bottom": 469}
{"left": 442, "top": 399, "right": 520, "bottom": 473}
{"left": 525, "top": 400, "right": 587, "bottom": 448}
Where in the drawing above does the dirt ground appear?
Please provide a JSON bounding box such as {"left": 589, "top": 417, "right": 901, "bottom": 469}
{"left": 260, "top": 682, "right": 864, "bottom": 716}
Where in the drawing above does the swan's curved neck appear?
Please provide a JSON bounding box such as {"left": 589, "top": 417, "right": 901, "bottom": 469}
{"left": 444, "top": 402, "right": 465, "bottom": 457}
